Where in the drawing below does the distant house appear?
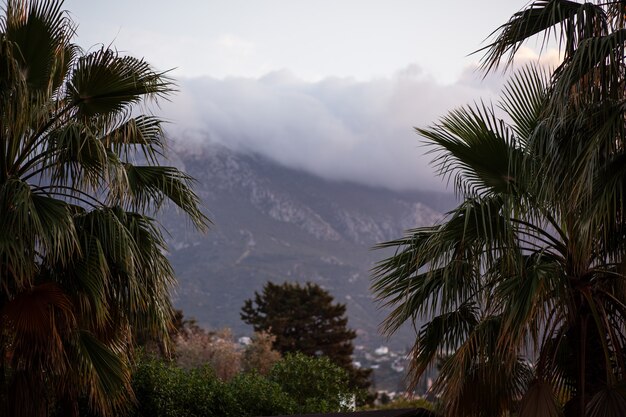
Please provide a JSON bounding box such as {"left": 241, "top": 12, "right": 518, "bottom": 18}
{"left": 374, "top": 346, "right": 389, "bottom": 356}
{"left": 261, "top": 408, "right": 438, "bottom": 417}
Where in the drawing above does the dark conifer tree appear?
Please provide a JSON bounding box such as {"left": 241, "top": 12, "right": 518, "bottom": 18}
{"left": 241, "top": 281, "right": 371, "bottom": 390}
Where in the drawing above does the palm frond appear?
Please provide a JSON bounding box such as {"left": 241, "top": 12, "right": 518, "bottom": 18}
{"left": 119, "top": 211, "right": 175, "bottom": 342}
{"left": 493, "top": 251, "right": 567, "bottom": 350}
{"left": 75, "top": 330, "right": 132, "bottom": 416}
{"left": 120, "top": 164, "right": 209, "bottom": 230}
{"left": 435, "top": 316, "right": 532, "bottom": 417}
{"left": 74, "top": 207, "right": 137, "bottom": 279}
{"left": 101, "top": 115, "right": 166, "bottom": 163}
{"left": 517, "top": 379, "right": 563, "bottom": 417}
{"left": 500, "top": 64, "right": 550, "bottom": 140}
{"left": 4, "top": 0, "right": 73, "bottom": 93}
{"left": 1, "top": 282, "right": 75, "bottom": 369}
{"left": 66, "top": 47, "right": 173, "bottom": 119}
{"left": 373, "top": 195, "right": 519, "bottom": 334}
{"left": 418, "top": 102, "right": 524, "bottom": 198}
{"left": 0, "top": 178, "right": 78, "bottom": 289}
{"left": 69, "top": 235, "right": 111, "bottom": 328}
{"left": 408, "top": 303, "right": 479, "bottom": 383}
{"left": 586, "top": 385, "right": 626, "bottom": 417}
{"left": 551, "top": 28, "right": 626, "bottom": 103}
{"left": 480, "top": 0, "right": 606, "bottom": 73}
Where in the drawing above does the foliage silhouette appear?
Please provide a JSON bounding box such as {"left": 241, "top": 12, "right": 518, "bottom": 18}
{"left": 0, "top": 1, "right": 207, "bottom": 416}
{"left": 374, "top": 2, "right": 626, "bottom": 415}
{"left": 242, "top": 281, "right": 371, "bottom": 391}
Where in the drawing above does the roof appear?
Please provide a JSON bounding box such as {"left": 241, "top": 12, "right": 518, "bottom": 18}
{"left": 263, "top": 408, "right": 437, "bottom": 417}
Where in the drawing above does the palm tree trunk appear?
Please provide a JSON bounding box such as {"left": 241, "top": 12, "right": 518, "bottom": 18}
{"left": 579, "top": 315, "right": 588, "bottom": 417}
{"left": 563, "top": 311, "right": 607, "bottom": 417}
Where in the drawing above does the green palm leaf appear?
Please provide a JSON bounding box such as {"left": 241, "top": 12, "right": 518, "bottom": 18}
{"left": 419, "top": 103, "right": 523, "bottom": 197}
{"left": 66, "top": 48, "right": 172, "bottom": 119}
{"left": 0, "top": 2, "right": 207, "bottom": 414}
{"left": 122, "top": 164, "right": 209, "bottom": 230}
{"left": 4, "top": 0, "right": 72, "bottom": 93}
{"left": 75, "top": 330, "right": 131, "bottom": 414}
{"left": 101, "top": 115, "right": 166, "bottom": 163}
{"left": 374, "top": 56, "right": 626, "bottom": 416}
{"left": 480, "top": 0, "right": 606, "bottom": 72}
{"left": 500, "top": 64, "right": 549, "bottom": 140}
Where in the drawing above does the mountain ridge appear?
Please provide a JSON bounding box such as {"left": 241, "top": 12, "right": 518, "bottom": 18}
{"left": 162, "top": 142, "right": 456, "bottom": 349}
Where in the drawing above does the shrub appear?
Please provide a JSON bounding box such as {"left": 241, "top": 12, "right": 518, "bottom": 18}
{"left": 364, "top": 396, "right": 435, "bottom": 411}
{"left": 241, "top": 331, "right": 282, "bottom": 375}
{"left": 269, "top": 352, "right": 361, "bottom": 414}
{"left": 129, "top": 353, "right": 364, "bottom": 417}
{"left": 130, "top": 357, "right": 235, "bottom": 417}
{"left": 175, "top": 328, "right": 242, "bottom": 381}
{"left": 227, "top": 372, "right": 295, "bottom": 416}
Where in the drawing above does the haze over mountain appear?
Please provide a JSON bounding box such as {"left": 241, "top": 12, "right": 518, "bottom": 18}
{"left": 162, "top": 142, "right": 456, "bottom": 349}
{"left": 159, "top": 52, "right": 561, "bottom": 194}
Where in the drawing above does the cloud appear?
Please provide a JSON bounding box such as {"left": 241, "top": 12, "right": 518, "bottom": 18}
{"left": 457, "top": 46, "right": 562, "bottom": 92}
{"left": 97, "top": 29, "right": 266, "bottom": 79}
{"left": 160, "top": 59, "right": 548, "bottom": 192}
{"left": 214, "top": 34, "right": 255, "bottom": 55}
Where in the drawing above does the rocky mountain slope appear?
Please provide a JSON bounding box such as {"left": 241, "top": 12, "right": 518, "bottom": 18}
{"left": 162, "top": 143, "right": 455, "bottom": 349}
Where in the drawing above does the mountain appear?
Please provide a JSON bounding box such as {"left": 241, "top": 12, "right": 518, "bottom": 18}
{"left": 162, "top": 143, "right": 455, "bottom": 350}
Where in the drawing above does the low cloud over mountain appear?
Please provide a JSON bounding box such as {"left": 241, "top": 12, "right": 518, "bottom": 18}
{"left": 162, "top": 50, "right": 559, "bottom": 193}
{"left": 161, "top": 64, "right": 502, "bottom": 192}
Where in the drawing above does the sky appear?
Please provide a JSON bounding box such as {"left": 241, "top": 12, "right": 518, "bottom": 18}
{"left": 60, "top": 1, "right": 556, "bottom": 192}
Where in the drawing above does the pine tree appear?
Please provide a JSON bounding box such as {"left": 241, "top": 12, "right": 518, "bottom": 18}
{"left": 241, "top": 281, "right": 371, "bottom": 390}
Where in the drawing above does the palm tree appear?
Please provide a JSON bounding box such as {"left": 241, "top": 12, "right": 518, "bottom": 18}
{"left": 373, "top": 2, "right": 626, "bottom": 416}
{"left": 0, "top": 1, "right": 207, "bottom": 416}
{"left": 373, "top": 67, "right": 626, "bottom": 417}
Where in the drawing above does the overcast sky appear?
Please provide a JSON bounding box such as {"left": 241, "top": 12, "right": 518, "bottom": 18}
{"left": 60, "top": 1, "right": 553, "bottom": 192}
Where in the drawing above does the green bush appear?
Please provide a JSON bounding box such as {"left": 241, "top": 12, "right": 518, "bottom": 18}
{"left": 227, "top": 372, "right": 295, "bottom": 416}
{"left": 130, "top": 358, "right": 184, "bottom": 417}
{"left": 362, "top": 396, "right": 435, "bottom": 411}
{"left": 130, "top": 357, "right": 235, "bottom": 417}
{"left": 129, "top": 353, "right": 363, "bottom": 417}
{"left": 269, "top": 352, "right": 361, "bottom": 414}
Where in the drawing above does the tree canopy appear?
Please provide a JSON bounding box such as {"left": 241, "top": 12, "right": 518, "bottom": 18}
{"left": 0, "top": 1, "right": 207, "bottom": 416}
{"left": 241, "top": 281, "right": 371, "bottom": 390}
{"left": 130, "top": 351, "right": 360, "bottom": 417}
{"left": 373, "top": 1, "right": 626, "bottom": 417}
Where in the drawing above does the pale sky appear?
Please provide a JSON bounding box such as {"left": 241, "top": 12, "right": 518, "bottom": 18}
{"left": 58, "top": 1, "right": 551, "bottom": 192}
{"left": 64, "top": 1, "right": 526, "bottom": 83}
